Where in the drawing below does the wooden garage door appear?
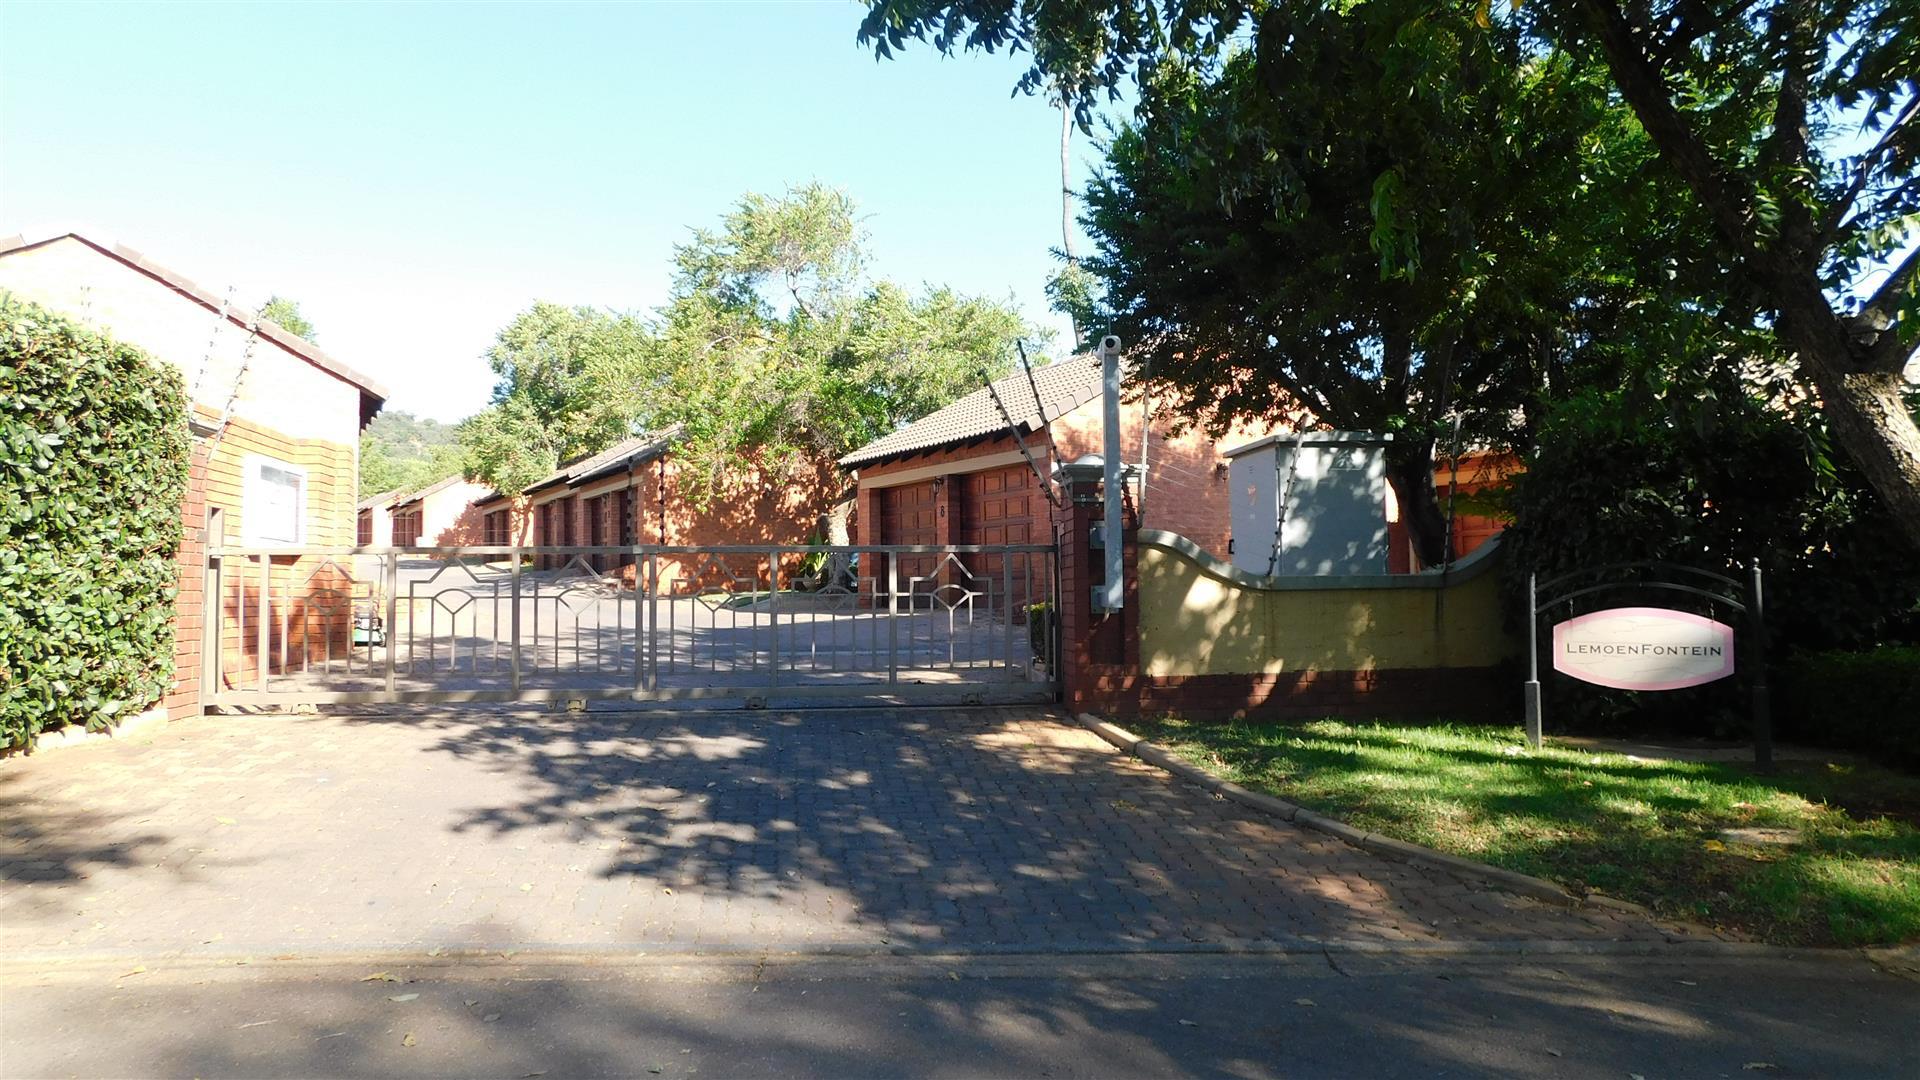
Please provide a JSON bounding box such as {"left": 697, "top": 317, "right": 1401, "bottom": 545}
{"left": 878, "top": 481, "right": 939, "bottom": 587}
{"left": 958, "top": 464, "right": 1043, "bottom": 610}
{"left": 958, "top": 464, "right": 1038, "bottom": 546}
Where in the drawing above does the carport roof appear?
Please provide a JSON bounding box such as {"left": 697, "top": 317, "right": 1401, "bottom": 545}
{"left": 839, "top": 354, "right": 1103, "bottom": 469}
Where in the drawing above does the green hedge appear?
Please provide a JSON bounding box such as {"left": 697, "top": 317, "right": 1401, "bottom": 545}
{"left": 1, "top": 294, "right": 191, "bottom": 749}
{"left": 1778, "top": 647, "right": 1920, "bottom": 767}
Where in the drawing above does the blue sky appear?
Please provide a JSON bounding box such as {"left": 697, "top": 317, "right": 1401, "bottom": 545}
{"left": 0, "top": 1, "right": 1098, "bottom": 422}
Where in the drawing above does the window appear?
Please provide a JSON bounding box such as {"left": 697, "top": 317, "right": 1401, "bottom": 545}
{"left": 394, "top": 509, "right": 422, "bottom": 547}
{"left": 243, "top": 456, "right": 306, "bottom": 545}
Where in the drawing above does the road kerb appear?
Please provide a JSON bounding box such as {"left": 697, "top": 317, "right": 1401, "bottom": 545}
{"left": 1076, "top": 713, "right": 1142, "bottom": 754}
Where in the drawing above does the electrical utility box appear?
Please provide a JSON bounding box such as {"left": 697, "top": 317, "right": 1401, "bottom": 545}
{"left": 1225, "top": 432, "right": 1392, "bottom": 577}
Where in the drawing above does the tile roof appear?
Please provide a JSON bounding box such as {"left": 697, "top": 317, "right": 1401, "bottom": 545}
{"left": 521, "top": 425, "right": 683, "bottom": 495}
{"left": 391, "top": 472, "right": 472, "bottom": 508}
{"left": 356, "top": 488, "right": 404, "bottom": 512}
{"left": 0, "top": 228, "right": 390, "bottom": 403}
{"left": 838, "top": 354, "right": 1104, "bottom": 468}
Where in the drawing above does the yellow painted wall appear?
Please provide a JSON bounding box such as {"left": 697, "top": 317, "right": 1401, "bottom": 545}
{"left": 1136, "top": 539, "right": 1517, "bottom": 676}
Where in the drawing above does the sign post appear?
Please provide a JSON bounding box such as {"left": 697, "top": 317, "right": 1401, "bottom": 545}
{"left": 1526, "top": 561, "right": 1771, "bottom": 770}
{"left": 1524, "top": 572, "right": 1542, "bottom": 748}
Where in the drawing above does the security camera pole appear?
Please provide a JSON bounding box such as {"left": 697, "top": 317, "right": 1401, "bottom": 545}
{"left": 1098, "top": 334, "right": 1124, "bottom": 613}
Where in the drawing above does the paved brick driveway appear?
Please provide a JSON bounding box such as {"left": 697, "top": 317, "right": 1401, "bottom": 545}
{"left": 1, "top": 708, "right": 1689, "bottom": 957}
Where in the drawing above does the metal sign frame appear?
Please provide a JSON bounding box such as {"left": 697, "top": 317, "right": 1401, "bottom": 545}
{"left": 1525, "top": 561, "right": 1772, "bottom": 768}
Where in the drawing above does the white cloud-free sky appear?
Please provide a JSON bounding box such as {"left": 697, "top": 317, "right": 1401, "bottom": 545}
{"left": 1, "top": 1, "right": 1099, "bottom": 421}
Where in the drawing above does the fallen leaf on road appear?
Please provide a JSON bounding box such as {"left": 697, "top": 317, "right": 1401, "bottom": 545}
{"left": 1177, "top": 1019, "right": 1197, "bottom": 1027}
{"left": 1545, "top": 1049, "right": 1561, "bottom": 1057}
{"left": 662, "top": 887, "right": 674, "bottom": 895}
{"left": 360, "top": 971, "right": 398, "bottom": 983}
{"left": 316, "top": 1032, "right": 347, "bottom": 1041}
{"left": 119, "top": 965, "right": 146, "bottom": 978}
{"left": 388, "top": 993, "right": 419, "bottom": 1003}
{"left": 238, "top": 1020, "right": 276, "bottom": 1029}
{"left": 1292, "top": 998, "right": 1316, "bottom": 1007}
{"left": 1678, "top": 980, "right": 1698, "bottom": 986}
{"left": 520, "top": 883, "right": 533, "bottom": 892}
{"left": 1743, "top": 1065, "right": 1777, "bottom": 1072}
{"left": 216, "top": 817, "right": 236, "bottom": 825}
{"left": 484, "top": 1013, "right": 502, "bottom": 1023}
{"left": 1703, "top": 840, "right": 1728, "bottom": 852}
{"left": 522, "top": 1072, "right": 547, "bottom": 1078}
{"left": 464, "top": 999, "right": 480, "bottom": 1007}
{"left": 402, "top": 1032, "right": 417, "bottom": 1047}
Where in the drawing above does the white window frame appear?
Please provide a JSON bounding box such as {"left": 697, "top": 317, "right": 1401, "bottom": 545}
{"left": 242, "top": 454, "right": 308, "bottom": 546}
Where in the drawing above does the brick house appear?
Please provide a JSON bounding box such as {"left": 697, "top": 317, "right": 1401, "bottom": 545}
{"left": 841, "top": 354, "right": 1285, "bottom": 561}
{"left": 469, "top": 426, "right": 842, "bottom": 586}
{"left": 844, "top": 354, "right": 1513, "bottom": 576}
{"left": 382, "top": 473, "right": 494, "bottom": 547}
{"left": 0, "top": 229, "right": 386, "bottom": 719}
{"left": 356, "top": 489, "right": 401, "bottom": 546}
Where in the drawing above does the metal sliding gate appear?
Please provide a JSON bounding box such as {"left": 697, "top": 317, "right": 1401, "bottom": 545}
{"left": 202, "top": 544, "right": 1058, "bottom": 709}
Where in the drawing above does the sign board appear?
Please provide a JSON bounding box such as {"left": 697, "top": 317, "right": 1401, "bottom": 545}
{"left": 1551, "top": 607, "right": 1736, "bottom": 691}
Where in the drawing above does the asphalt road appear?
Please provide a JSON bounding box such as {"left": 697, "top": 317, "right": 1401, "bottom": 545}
{"left": 4, "top": 950, "right": 1916, "bottom": 1078}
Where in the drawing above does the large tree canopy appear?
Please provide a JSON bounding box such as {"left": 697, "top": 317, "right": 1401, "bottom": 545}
{"left": 1077, "top": 7, "right": 1708, "bottom": 562}
{"left": 860, "top": 0, "right": 1920, "bottom": 547}
{"left": 460, "top": 184, "right": 1039, "bottom": 503}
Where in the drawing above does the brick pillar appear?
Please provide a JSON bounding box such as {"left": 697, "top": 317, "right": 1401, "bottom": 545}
{"left": 1053, "top": 458, "right": 1142, "bottom": 714}
{"left": 854, "top": 483, "right": 880, "bottom": 546}
{"left": 164, "top": 440, "right": 214, "bottom": 720}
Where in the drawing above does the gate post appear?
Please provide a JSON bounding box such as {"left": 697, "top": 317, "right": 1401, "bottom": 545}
{"left": 1053, "top": 456, "right": 1140, "bottom": 714}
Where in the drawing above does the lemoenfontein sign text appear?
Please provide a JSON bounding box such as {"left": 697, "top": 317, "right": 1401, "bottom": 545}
{"left": 1551, "top": 607, "right": 1735, "bottom": 691}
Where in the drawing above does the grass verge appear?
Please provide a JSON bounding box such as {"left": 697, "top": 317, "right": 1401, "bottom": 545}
{"left": 1132, "top": 717, "right": 1920, "bottom": 947}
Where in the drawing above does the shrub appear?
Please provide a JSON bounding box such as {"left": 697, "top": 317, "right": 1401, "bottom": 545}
{"left": 0, "top": 294, "right": 191, "bottom": 749}
{"left": 1027, "top": 601, "right": 1055, "bottom": 670}
{"left": 1779, "top": 648, "right": 1920, "bottom": 768}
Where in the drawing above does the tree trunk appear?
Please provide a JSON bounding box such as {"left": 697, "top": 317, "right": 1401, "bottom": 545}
{"left": 1806, "top": 363, "right": 1920, "bottom": 548}
{"left": 1577, "top": 0, "right": 1920, "bottom": 550}
{"left": 1385, "top": 442, "right": 1448, "bottom": 570}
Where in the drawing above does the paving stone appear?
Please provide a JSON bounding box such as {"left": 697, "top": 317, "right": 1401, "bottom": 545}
{"left": 0, "top": 707, "right": 1695, "bottom": 956}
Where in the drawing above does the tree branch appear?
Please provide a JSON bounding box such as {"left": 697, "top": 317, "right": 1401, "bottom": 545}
{"left": 1855, "top": 243, "right": 1920, "bottom": 373}
{"left": 1577, "top": 0, "right": 1761, "bottom": 260}
{"left": 1820, "top": 91, "right": 1919, "bottom": 246}
{"left": 1652, "top": 0, "right": 1763, "bottom": 70}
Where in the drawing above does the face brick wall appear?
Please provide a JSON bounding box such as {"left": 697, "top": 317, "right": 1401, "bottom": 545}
{"left": 852, "top": 402, "right": 1285, "bottom": 561}
{"left": 522, "top": 451, "right": 845, "bottom": 588}
{"left": 190, "top": 408, "right": 359, "bottom": 715}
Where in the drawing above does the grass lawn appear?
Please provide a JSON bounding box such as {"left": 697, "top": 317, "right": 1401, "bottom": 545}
{"left": 1132, "top": 717, "right": 1920, "bottom": 947}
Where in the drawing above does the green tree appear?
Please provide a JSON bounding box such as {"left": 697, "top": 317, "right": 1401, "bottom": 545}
{"left": 361, "top": 409, "right": 464, "bottom": 498}
{"left": 259, "top": 295, "right": 316, "bottom": 341}
{"left": 858, "top": 0, "right": 1920, "bottom": 547}
{"left": 461, "top": 184, "right": 1038, "bottom": 503}
{"left": 955, "top": 5, "right": 1692, "bottom": 561}
{"left": 359, "top": 434, "right": 468, "bottom": 499}
{"left": 458, "top": 302, "right": 656, "bottom": 496}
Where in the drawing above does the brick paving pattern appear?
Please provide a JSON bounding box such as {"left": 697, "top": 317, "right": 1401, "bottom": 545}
{"left": 0, "top": 708, "right": 1692, "bottom": 956}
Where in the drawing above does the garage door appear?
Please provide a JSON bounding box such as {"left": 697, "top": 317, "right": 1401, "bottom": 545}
{"left": 877, "top": 481, "right": 939, "bottom": 587}
{"left": 958, "top": 464, "right": 1044, "bottom": 610}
